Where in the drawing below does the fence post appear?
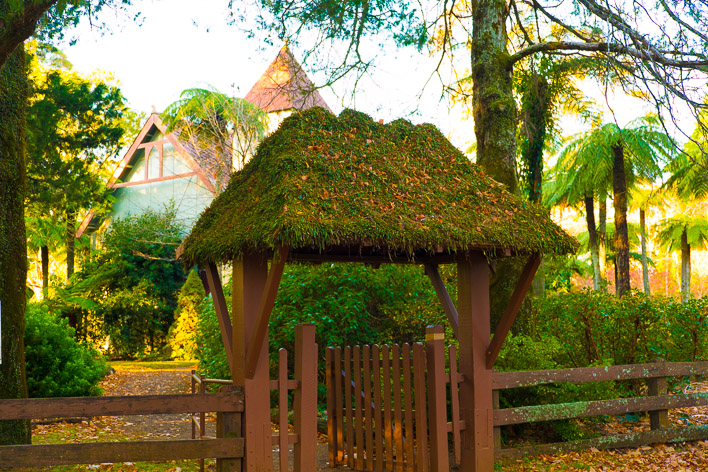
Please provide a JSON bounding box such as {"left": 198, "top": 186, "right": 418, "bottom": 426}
{"left": 426, "top": 325, "right": 450, "bottom": 472}
{"left": 294, "top": 323, "right": 317, "bottom": 472}
{"left": 492, "top": 388, "right": 501, "bottom": 449}
{"left": 191, "top": 370, "right": 196, "bottom": 441}
{"left": 216, "top": 385, "right": 243, "bottom": 472}
{"left": 649, "top": 359, "right": 669, "bottom": 430}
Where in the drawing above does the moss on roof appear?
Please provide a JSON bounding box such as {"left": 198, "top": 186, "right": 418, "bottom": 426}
{"left": 180, "top": 107, "right": 577, "bottom": 266}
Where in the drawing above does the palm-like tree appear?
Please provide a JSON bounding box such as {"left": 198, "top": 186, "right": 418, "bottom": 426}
{"left": 656, "top": 215, "right": 708, "bottom": 303}
{"left": 162, "top": 87, "right": 268, "bottom": 192}
{"left": 629, "top": 185, "right": 665, "bottom": 296}
{"left": 547, "top": 115, "right": 674, "bottom": 296}
{"left": 25, "top": 215, "right": 65, "bottom": 298}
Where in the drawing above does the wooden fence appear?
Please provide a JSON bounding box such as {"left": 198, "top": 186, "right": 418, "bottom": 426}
{"left": 494, "top": 360, "right": 708, "bottom": 459}
{"left": 328, "top": 325, "right": 708, "bottom": 471}
{"left": 0, "top": 387, "right": 244, "bottom": 469}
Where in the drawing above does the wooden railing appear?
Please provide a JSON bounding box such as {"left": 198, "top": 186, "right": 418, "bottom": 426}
{"left": 0, "top": 388, "right": 244, "bottom": 469}
{"left": 493, "top": 360, "right": 708, "bottom": 459}
{"left": 191, "top": 372, "right": 233, "bottom": 472}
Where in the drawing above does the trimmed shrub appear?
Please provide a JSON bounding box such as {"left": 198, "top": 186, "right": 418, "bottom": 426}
{"left": 168, "top": 270, "right": 205, "bottom": 360}
{"left": 25, "top": 304, "right": 106, "bottom": 397}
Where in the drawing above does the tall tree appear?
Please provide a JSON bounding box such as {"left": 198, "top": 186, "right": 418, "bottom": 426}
{"left": 0, "top": 44, "right": 31, "bottom": 445}
{"left": 162, "top": 87, "right": 267, "bottom": 192}
{"left": 545, "top": 125, "right": 612, "bottom": 291}
{"left": 656, "top": 214, "right": 708, "bottom": 303}
{"left": 548, "top": 116, "right": 672, "bottom": 295}
{"left": 629, "top": 185, "right": 664, "bottom": 296}
{"left": 26, "top": 42, "right": 130, "bottom": 281}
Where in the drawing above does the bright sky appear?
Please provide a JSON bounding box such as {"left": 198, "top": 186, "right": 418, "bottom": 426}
{"left": 59, "top": 0, "right": 689, "bottom": 154}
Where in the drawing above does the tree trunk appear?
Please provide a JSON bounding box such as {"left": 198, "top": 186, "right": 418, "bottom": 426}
{"left": 585, "top": 195, "right": 601, "bottom": 291}
{"left": 472, "top": 0, "right": 522, "bottom": 328}
{"left": 640, "top": 209, "right": 651, "bottom": 296}
{"left": 41, "top": 245, "right": 48, "bottom": 298}
{"left": 66, "top": 210, "right": 75, "bottom": 280}
{"left": 598, "top": 199, "right": 607, "bottom": 291}
{"left": 472, "top": 0, "right": 518, "bottom": 193}
{"left": 612, "top": 144, "right": 631, "bottom": 297}
{"left": 0, "top": 44, "right": 31, "bottom": 445}
{"left": 681, "top": 229, "right": 691, "bottom": 303}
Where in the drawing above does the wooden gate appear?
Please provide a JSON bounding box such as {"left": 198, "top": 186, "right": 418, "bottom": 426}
{"left": 326, "top": 326, "right": 462, "bottom": 472}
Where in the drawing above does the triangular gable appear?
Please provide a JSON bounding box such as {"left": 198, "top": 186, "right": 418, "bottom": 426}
{"left": 244, "top": 45, "right": 331, "bottom": 113}
{"left": 77, "top": 113, "right": 216, "bottom": 237}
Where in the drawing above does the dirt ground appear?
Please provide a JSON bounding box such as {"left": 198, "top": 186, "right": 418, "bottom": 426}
{"left": 97, "top": 364, "right": 339, "bottom": 471}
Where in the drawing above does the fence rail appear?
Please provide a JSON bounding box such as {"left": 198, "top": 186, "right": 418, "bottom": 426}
{"left": 0, "top": 390, "right": 244, "bottom": 469}
{"left": 493, "top": 360, "right": 708, "bottom": 459}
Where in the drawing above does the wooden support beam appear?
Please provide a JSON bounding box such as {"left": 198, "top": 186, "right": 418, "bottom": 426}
{"left": 424, "top": 264, "right": 459, "bottom": 337}
{"left": 245, "top": 246, "right": 290, "bottom": 380}
{"left": 457, "top": 252, "right": 494, "bottom": 472}
{"left": 205, "top": 263, "right": 234, "bottom": 377}
{"left": 485, "top": 253, "right": 541, "bottom": 369}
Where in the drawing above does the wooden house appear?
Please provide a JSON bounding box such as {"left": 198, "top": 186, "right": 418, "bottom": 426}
{"left": 77, "top": 45, "right": 330, "bottom": 239}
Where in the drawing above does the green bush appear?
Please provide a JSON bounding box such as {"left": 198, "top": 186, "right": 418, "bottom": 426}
{"left": 56, "top": 206, "right": 186, "bottom": 359}
{"left": 194, "top": 262, "right": 453, "bottom": 382}
{"left": 195, "top": 276, "right": 232, "bottom": 381}
{"left": 25, "top": 304, "right": 106, "bottom": 398}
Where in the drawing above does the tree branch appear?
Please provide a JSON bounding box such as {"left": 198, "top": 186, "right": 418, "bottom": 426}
{"left": 508, "top": 40, "right": 708, "bottom": 70}
{"left": 0, "top": 0, "right": 58, "bottom": 70}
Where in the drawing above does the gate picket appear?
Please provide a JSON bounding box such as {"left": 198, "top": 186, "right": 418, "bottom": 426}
{"left": 328, "top": 333, "right": 455, "bottom": 472}
{"left": 402, "top": 344, "right": 414, "bottom": 472}
{"left": 391, "top": 344, "right": 404, "bottom": 472}
{"left": 363, "top": 345, "right": 374, "bottom": 471}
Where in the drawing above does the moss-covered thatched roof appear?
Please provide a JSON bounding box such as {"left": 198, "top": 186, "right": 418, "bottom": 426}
{"left": 180, "top": 108, "right": 576, "bottom": 266}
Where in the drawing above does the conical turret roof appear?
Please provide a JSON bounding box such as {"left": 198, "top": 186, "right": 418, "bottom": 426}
{"left": 244, "top": 45, "right": 331, "bottom": 113}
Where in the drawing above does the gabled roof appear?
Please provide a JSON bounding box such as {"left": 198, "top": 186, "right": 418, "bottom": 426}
{"left": 179, "top": 108, "right": 577, "bottom": 267}
{"left": 76, "top": 113, "right": 215, "bottom": 237}
{"left": 244, "top": 45, "right": 331, "bottom": 113}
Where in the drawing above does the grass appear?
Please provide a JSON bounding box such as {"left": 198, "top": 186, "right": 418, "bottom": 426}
{"left": 107, "top": 361, "right": 197, "bottom": 372}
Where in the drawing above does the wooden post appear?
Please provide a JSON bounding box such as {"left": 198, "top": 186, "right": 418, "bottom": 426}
{"left": 233, "top": 253, "right": 271, "bottom": 471}
{"left": 458, "top": 252, "right": 494, "bottom": 472}
{"left": 216, "top": 385, "right": 243, "bottom": 472}
{"left": 426, "top": 325, "right": 450, "bottom": 472}
{"left": 326, "top": 348, "right": 338, "bottom": 467}
{"left": 294, "top": 323, "right": 317, "bottom": 472}
{"left": 649, "top": 359, "right": 669, "bottom": 430}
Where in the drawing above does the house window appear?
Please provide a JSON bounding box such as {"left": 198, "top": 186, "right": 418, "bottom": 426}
{"left": 148, "top": 146, "right": 161, "bottom": 179}
{"left": 162, "top": 143, "right": 191, "bottom": 176}
{"left": 127, "top": 150, "right": 146, "bottom": 182}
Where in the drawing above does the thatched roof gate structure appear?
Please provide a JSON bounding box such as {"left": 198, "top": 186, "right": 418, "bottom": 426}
{"left": 179, "top": 108, "right": 576, "bottom": 472}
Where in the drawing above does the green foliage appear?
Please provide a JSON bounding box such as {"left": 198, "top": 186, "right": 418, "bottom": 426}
{"left": 195, "top": 280, "right": 232, "bottom": 381}
{"left": 497, "top": 290, "right": 708, "bottom": 442}
{"left": 57, "top": 206, "right": 186, "bottom": 359}
{"left": 269, "top": 263, "right": 450, "bottom": 356}
{"left": 24, "top": 303, "right": 106, "bottom": 398}
{"left": 194, "top": 262, "right": 452, "bottom": 380}
{"left": 162, "top": 86, "right": 267, "bottom": 184}
{"left": 167, "top": 271, "right": 206, "bottom": 360}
